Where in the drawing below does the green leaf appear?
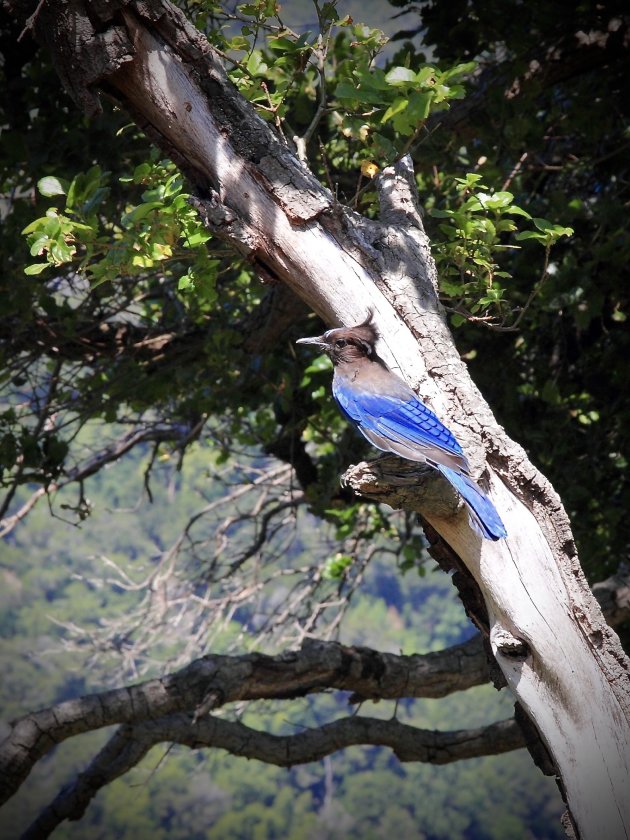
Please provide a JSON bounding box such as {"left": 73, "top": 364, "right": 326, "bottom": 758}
{"left": 303, "top": 355, "right": 332, "bottom": 375}
{"left": 454, "top": 173, "right": 485, "bottom": 189}
{"left": 532, "top": 218, "right": 574, "bottom": 238}
{"left": 21, "top": 217, "right": 47, "bottom": 235}
{"left": 141, "top": 186, "right": 165, "bottom": 202}
{"left": 50, "top": 241, "right": 74, "bottom": 263}
{"left": 133, "top": 163, "right": 152, "bottom": 182}
{"left": 121, "top": 201, "right": 163, "bottom": 226}
{"left": 267, "top": 36, "right": 298, "bottom": 53}
{"left": 37, "top": 176, "right": 66, "bottom": 197}
{"left": 24, "top": 262, "right": 50, "bottom": 275}
{"left": 479, "top": 190, "right": 514, "bottom": 210}
{"left": 450, "top": 313, "right": 467, "bottom": 328}
{"left": 335, "top": 79, "right": 388, "bottom": 105}
{"left": 514, "top": 231, "right": 547, "bottom": 242}
{"left": 441, "top": 61, "right": 477, "bottom": 81}
{"left": 131, "top": 253, "right": 154, "bottom": 268}
{"left": 506, "top": 204, "right": 531, "bottom": 219}
{"left": 29, "top": 234, "right": 49, "bottom": 256}
{"left": 382, "top": 97, "right": 408, "bottom": 124}
{"left": 246, "top": 51, "right": 268, "bottom": 76}
{"left": 322, "top": 553, "right": 354, "bottom": 580}
{"left": 335, "top": 81, "right": 359, "bottom": 101}
{"left": 385, "top": 66, "right": 417, "bottom": 86}
{"left": 415, "top": 66, "right": 436, "bottom": 85}
{"left": 183, "top": 231, "right": 211, "bottom": 247}
{"left": 163, "top": 174, "right": 183, "bottom": 198}
{"left": 407, "top": 91, "right": 433, "bottom": 121}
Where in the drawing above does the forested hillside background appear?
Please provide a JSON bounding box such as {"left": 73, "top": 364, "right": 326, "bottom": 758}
{"left": 1, "top": 0, "right": 628, "bottom": 836}
{"left": 1, "top": 449, "right": 564, "bottom": 838}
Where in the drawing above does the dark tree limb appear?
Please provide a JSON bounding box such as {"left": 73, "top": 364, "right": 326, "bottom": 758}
{"left": 0, "top": 634, "right": 491, "bottom": 806}
{"left": 22, "top": 714, "right": 523, "bottom": 840}
{"left": 3, "top": 557, "right": 628, "bottom": 814}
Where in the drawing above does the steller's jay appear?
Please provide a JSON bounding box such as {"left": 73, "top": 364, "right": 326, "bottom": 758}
{"left": 297, "top": 313, "right": 507, "bottom": 540}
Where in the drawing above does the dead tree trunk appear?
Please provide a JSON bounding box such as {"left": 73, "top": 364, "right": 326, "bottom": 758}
{"left": 9, "top": 0, "right": 630, "bottom": 836}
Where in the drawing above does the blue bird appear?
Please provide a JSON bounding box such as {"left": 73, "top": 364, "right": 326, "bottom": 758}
{"left": 297, "top": 314, "right": 507, "bottom": 541}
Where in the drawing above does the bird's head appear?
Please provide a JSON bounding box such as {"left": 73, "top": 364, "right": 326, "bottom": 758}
{"left": 296, "top": 311, "right": 379, "bottom": 365}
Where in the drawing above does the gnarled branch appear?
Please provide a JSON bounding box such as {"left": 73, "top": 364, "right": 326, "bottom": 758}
{"left": 0, "top": 634, "right": 491, "bottom": 805}
{"left": 22, "top": 714, "right": 522, "bottom": 839}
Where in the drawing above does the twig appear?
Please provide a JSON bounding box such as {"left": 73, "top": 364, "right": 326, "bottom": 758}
{"left": 295, "top": 40, "right": 328, "bottom": 161}
{"left": 17, "top": 0, "right": 47, "bottom": 42}
{"left": 0, "top": 358, "right": 62, "bottom": 521}
{"left": 0, "top": 423, "right": 196, "bottom": 537}
{"left": 506, "top": 243, "right": 551, "bottom": 331}
{"left": 502, "top": 151, "right": 528, "bottom": 191}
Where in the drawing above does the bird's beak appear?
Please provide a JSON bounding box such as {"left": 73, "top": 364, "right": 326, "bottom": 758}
{"left": 296, "top": 335, "right": 328, "bottom": 348}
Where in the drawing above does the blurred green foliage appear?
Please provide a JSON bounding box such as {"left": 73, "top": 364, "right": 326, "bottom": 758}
{"left": 0, "top": 445, "right": 563, "bottom": 838}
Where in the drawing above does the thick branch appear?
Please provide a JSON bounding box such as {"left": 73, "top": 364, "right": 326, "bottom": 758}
{"left": 4, "top": 554, "right": 629, "bottom": 810}
{"left": 23, "top": 715, "right": 522, "bottom": 839}
{"left": 0, "top": 635, "right": 490, "bottom": 805}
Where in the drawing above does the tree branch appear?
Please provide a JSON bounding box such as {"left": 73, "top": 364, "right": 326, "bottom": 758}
{"left": 0, "top": 635, "right": 491, "bottom": 805}
{"left": 5, "top": 550, "right": 629, "bottom": 811}
{"left": 22, "top": 715, "right": 523, "bottom": 839}
{"left": 0, "top": 423, "right": 201, "bottom": 538}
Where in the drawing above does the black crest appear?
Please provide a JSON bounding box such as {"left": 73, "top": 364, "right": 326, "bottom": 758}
{"left": 296, "top": 309, "right": 381, "bottom": 364}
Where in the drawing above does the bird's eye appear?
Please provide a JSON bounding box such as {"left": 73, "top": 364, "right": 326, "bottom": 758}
{"left": 335, "top": 339, "right": 347, "bottom": 349}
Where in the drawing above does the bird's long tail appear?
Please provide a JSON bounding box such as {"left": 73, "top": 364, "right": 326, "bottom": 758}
{"left": 437, "top": 465, "right": 507, "bottom": 541}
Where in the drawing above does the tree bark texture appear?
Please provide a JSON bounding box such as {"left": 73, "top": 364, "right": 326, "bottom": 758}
{"left": 5, "top": 1, "right": 630, "bottom": 837}
{"left": 20, "top": 715, "right": 522, "bottom": 839}
{"left": 0, "top": 636, "right": 495, "bottom": 808}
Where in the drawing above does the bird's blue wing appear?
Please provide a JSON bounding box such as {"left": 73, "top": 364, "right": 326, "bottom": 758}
{"left": 371, "top": 394, "right": 464, "bottom": 457}
{"left": 333, "top": 379, "right": 467, "bottom": 471}
{"left": 332, "top": 374, "right": 506, "bottom": 540}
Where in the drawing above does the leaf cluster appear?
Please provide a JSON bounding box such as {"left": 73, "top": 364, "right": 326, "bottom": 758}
{"left": 389, "top": 0, "right": 630, "bottom": 577}
{"left": 430, "top": 172, "right": 572, "bottom": 327}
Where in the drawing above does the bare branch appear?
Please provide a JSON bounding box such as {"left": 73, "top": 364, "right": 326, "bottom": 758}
{"left": 0, "top": 423, "right": 200, "bottom": 538}
{"left": 22, "top": 715, "right": 523, "bottom": 839}
{"left": 3, "top": 561, "right": 628, "bottom": 814}
{"left": 0, "top": 634, "right": 490, "bottom": 806}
